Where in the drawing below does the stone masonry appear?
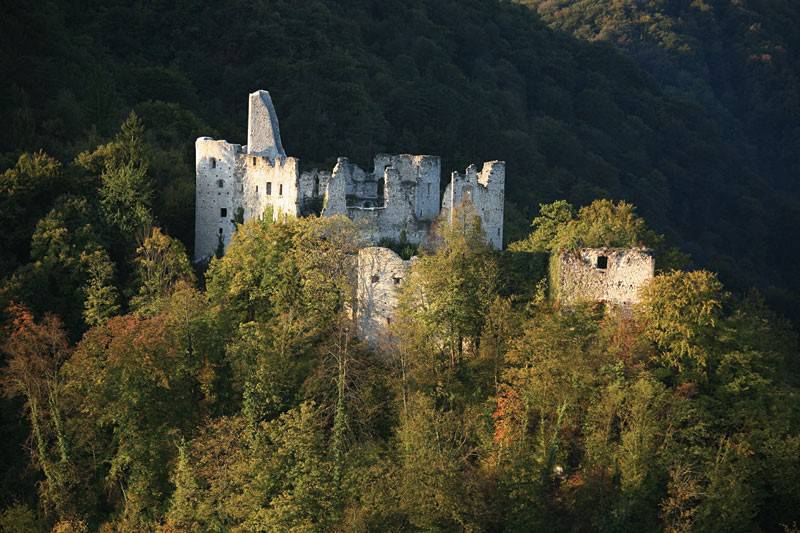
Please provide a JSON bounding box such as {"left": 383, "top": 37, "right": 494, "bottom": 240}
{"left": 356, "top": 247, "right": 415, "bottom": 347}
{"left": 555, "top": 247, "right": 655, "bottom": 308}
{"left": 194, "top": 90, "right": 505, "bottom": 262}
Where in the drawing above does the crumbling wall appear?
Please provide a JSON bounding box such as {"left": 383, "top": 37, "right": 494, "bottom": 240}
{"left": 372, "top": 154, "right": 440, "bottom": 221}
{"left": 441, "top": 161, "right": 505, "bottom": 249}
{"left": 298, "top": 169, "right": 330, "bottom": 215}
{"left": 356, "top": 247, "right": 414, "bottom": 347}
{"left": 555, "top": 247, "right": 654, "bottom": 307}
{"left": 247, "top": 90, "right": 286, "bottom": 159}
{"left": 196, "top": 90, "right": 507, "bottom": 262}
{"left": 345, "top": 155, "right": 440, "bottom": 245}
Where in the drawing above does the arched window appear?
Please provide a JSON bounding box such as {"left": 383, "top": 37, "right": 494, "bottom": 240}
{"left": 313, "top": 176, "right": 320, "bottom": 197}
{"left": 211, "top": 157, "right": 217, "bottom": 168}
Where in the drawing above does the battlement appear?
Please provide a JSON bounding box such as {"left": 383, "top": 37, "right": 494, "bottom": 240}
{"left": 194, "top": 90, "right": 506, "bottom": 261}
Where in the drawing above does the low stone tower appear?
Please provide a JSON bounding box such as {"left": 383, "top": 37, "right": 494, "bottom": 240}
{"left": 554, "top": 247, "right": 654, "bottom": 308}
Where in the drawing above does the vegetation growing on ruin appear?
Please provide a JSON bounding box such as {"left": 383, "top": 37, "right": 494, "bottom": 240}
{"left": 2, "top": 0, "right": 800, "bottom": 529}
{"left": 1, "top": 185, "right": 799, "bottom": 530}
{"left": 2, "top": 0, "right": 800, "bottom": 321}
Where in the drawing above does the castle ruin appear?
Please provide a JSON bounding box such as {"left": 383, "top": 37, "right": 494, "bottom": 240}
{"left": 356, "top": 247, "right": 415, "bottom": 346}
{"left": 195, "top": 90, "right": 653, "bottom": 345}
{"left": 195, "top": 90, "right": 505, "bottom": 262}
{"left": 554, "top": 247, "right": 654, "bottom": 308}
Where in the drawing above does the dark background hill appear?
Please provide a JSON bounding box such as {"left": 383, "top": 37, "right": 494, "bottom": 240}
{"left": 2, "top": 0, "right": 799, "bottom": 319}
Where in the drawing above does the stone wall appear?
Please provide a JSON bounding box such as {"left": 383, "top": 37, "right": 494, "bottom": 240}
{"left": 441, "top": 161, "right": 505, "bottom": 249}
{"left": 334, "top": 154, "right": 442, "bottom": 246}
{"left": 298, "top": 168, "right": 331, "bottom": 215}
{"left": 247, "top": 90, "right": 285, "bottom": 159}
{"left": 356, "top": 247, "right": 414, "bottom": 347}
{"left": 555, "top": 247, "right": 654, "bottom": 307}
{"left": 194, "top": 137, "right": 244, "bottom": 261}
{"left": 242, "top": 154, "right": 301, "bottom": 222}
{"left": 195, "top": 89, "right": 506, "bottom": 261}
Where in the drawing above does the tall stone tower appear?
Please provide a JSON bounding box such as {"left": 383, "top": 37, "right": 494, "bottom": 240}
{"left": 247, "top": 90, "right": 286, "bottom": 160}
{"left": 195, "top": 89, "right": 507, "bottom": 263}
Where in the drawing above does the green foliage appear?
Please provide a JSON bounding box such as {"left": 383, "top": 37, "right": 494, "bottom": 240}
{"left": 0, "top": 152, "right": 64, "bottom": 277}
{"left": 0, "top": 503, "right": 42, "bottom": 533}
{"left": 396, "top": 393, "right": 486, "bottom": 531}
{"left": 205, "top": 217, "right": 297, "bottom": 324}
{"left": 396, "top": 208, "right": 499, "bottom": 377}
{"left": 1, "top": 0, "right": 800, "bottom": 523}
{"left": 63, "top": 286, "right": 217, "bottom": 524}
{"left": 80, "top": 249, "right": 120, "bottom": 327}
{"left": 165, "top": 404, "right": 338, "bottom": 532}
{"left": 638, "top": 270, "right": 725, "bottom": 379}
{"left": 0, "top": 197, "right": 798, "bottom": 529}
{"left": 512, "top": 199, "right": 661, "bottom": 253}
{"left": 2, "top": 0, "right": 799, "bottom": 321}
{"left": 129, "top": 227, "right": 195, "bottom": 314}
{"left": 0, "top": 196, "right": 113, "bottom": 336}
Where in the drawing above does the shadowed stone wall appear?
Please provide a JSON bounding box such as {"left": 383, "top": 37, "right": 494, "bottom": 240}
{"left": 356, "top": 247, "right": 414, "bottom": 347}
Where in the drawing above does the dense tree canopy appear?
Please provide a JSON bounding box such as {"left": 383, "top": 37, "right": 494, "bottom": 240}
{"left": 0, "top": 196, "right": 797, "bottom": 530}
{"left": 1, "top": 0, "right": 800, "bottom": 529}
{"left": 2, "top": 0, "right": 799, "bottom": 320}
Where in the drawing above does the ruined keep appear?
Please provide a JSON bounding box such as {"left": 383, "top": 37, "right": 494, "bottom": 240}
{"left": 554, "top": 247, "right": 655, "bottom": 308}
{"left": 194, "top": 90, "right": 505, "bottom": 262}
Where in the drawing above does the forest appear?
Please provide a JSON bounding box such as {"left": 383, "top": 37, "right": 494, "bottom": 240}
{"left": 1, "top": 0, "right": 799, "bottom": 531}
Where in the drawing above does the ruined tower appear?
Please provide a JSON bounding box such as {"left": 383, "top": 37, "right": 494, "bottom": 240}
{"left": 441, "top": 161, "right": 505, "bottom": 249}
{"left": 554, "top": 247, "right": 654, "bottom": 308}
{"left": 195, "top": 90, "right": 506, "bottom": 262}
{"left": 247, "top": 90, "right": 286, "bottom": 160}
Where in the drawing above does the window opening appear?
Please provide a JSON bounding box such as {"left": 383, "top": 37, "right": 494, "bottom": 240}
{"left": 211, "top": 158, "right": 216, "bottom": 168}
{"left": 596, "top": 255, "right": 608, "bottom": 269}
{"left": 220, "top": 208, "right": 227, "bottom": 218}
{"left": 371, "top": 275, "right": 379, "bottom": 284}
{"left": 279, "top": 183, "right": 283, "bottom": 196}
{"left": 217, "top": 179, "right": 224, "bottom": 188}
{"left": 266, "top": 182, "right": 272, "bottom": 195}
